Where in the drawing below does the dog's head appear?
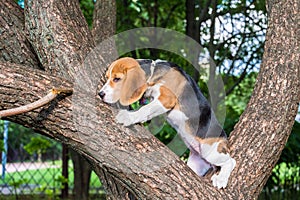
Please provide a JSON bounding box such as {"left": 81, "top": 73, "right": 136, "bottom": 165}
{"left": 99, "top": 57, "right": 148, "bottom": 106}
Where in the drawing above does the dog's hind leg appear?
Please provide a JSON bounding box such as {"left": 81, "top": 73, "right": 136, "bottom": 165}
{"left": 200, "top": 139, "right": 236, "bottom": 189}
{"left": 187, "top": 151, "right": 212, "bottom": 176}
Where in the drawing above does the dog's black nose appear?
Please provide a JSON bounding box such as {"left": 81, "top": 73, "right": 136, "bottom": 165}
{"left": 99, "top": 91, "right": 105, "bottom": 99}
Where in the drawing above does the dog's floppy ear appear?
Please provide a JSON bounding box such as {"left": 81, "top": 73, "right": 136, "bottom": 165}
{"left": 120, "top": 61, "right": 147, "bottom": 106}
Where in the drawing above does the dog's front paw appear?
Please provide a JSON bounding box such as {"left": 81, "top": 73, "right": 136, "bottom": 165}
{"left": 116, "top": 110, "right": 135, "bottom": 126}
{"left": 211, "top": 173, "right": 229, "bottom": 189}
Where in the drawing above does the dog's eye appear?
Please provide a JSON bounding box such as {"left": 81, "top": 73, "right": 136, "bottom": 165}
{"left": 113, "top": 78, "right": 121, "bottom": 82}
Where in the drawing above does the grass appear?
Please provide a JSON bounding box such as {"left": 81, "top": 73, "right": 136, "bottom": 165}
{"left": 2, "top": 160, "right": 299, "bottom": 200}
{"left": 0, "top": 160, "right": 102, "bottom": 194}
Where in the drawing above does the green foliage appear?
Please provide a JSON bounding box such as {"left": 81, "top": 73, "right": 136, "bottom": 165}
{"left": 116, "top": 1, "right": 185, "bottom": 32}
{"left": 0, "top": 120, "right": 3, "bottom": 135}
{"left": 5, "top": 122, "right": 36, "bottom": 152}
{"left": 23, "top": 136, "right": 52, "bottom": 156}
{"left": 80, "top": 0, "right": 94, "bottom": 28}
{"left": 55, "top": 175, "right": 68, "bottom": 189}
{"left": 148, "top": 120, "right": 177, "bottom": 145}
{"left": 280, "top": 122, "right": 300, "bottom": 164}
{"left": 224, "top": 72, "right": 257, "bottom": 133}
{"left": 9, "top": 178, "right": 28, "bottom": 199}
{"left": 0, "top": 161, "right": 102, "bottom": 193}
{"left": 0, "top": 140, "right": 4, "bottom": 152}
{"left": 9, "top": 178, "right": 28, "bottom": 188}
{"left": 0, "top": 121, "right": 4, "bottom": 152}
{"left": 0, "top": 122, "right": 62, "bottom": 162}
{"left": 226, "top": 72, "right": 257, "bottom": 104}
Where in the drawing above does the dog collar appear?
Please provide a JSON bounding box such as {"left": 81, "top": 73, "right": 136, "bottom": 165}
{"left": 146, "top": 60, "right": 156, "bottom": 83}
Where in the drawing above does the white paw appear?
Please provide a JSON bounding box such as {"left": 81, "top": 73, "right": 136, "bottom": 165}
{"left": 116, "top": 110, "right": 135, "bottom": 126}
{"left": 211, "top": 173, "right": 229, "bottom": 189}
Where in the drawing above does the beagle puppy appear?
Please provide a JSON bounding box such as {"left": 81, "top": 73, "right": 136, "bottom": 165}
{"left": 99, "top": 57, "right": 236, "bottom": 188}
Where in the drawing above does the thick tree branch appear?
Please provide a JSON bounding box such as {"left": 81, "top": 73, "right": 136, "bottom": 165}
{"left": 0, "top": 0, "right": 41, "bottom": 69}
{"left": 92, "top": 0, "right": 116, "bottom": 44}
{"left": 0, "top": 62, "right": 229, "bottom": 199}
{"left": 24, "top": 0, "right": 96, "bottom": 79}
{"left": 229, "top": 0, "right": 300, "bottom": 198}
{"left": 24, "top": 1, "right": 106, "bottom": 198}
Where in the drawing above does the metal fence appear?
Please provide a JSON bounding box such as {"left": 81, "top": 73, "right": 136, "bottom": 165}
{"left": 1, "top": 121, "right": 300, "bottom": 200}
{"left": 0, "top": 120, "right": 104, "bottom": 199}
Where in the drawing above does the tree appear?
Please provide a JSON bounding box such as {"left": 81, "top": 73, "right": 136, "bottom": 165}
{"left": 70, "top": 1, "right": 116, "bottom": 199}
{"left": 23, "top": 136, "right": 52, "bottom": 162}
{"left": 0, "top": 0, "right": 299, "bottom": 199}
{"left": 115, "top": 0, "right": 267, "bottom": 118}
{"left": 116, "top": 0, "right": 267, "bottom": 97}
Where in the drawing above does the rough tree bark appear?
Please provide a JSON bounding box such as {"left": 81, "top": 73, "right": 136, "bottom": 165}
{"left": 0, "top": 0, "right": 299, "bottom": 200}
{"left": 0, "top": 0, "right": 41, "bottom": 68}
{"left": 92, "top": 0, "right": 116, "bottom": 44}
{"left": 24, "top": 0, "right": 95, "bottom": 199}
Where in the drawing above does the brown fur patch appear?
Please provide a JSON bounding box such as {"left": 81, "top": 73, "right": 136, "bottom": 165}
{"left": 217, "top": 140, "right": 229, "bottom": 154}
{"left": 196, "top": 137, "right": 229, "bottom": 154}
{"left": 126, "top": 83, "right": 148, "bottom": 105}
{"left": 196, "top": 137, "right": 222, "bottom": 145}
{"left": 156, "top": 68, "right": 187, "bottom": 98}
{"left": 158, "top": 86, "right": 178, "bottom": 109}
{"left": 106, "top": 57, "right": 140, "bottom": 79}
{"left": 147, "top": 82, "right": 156, "bottom": 87}
{"left": 111, "top": 57, "right": 140, "bottom": 73}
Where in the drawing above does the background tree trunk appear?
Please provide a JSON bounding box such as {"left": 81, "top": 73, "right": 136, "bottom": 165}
{"left": 0, "top": 0, "right": 299, "bottom": 199}
{"left": 185, "top": 0, "right": 200, "bottom": 83}
{"left": 70, "top": 149, "right": 92, "bottom": 200}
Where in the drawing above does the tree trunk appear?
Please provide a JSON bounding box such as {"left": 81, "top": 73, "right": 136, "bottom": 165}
{"left": 92, "top": 0, "right": 116, "bottom": 44}
{"left": 24, "top": 0, "right": 116, "bottom": 199}
{"left": 185, "top": 0, "right": 200, "bottom": 83}
{"left": 229, "top": 0, "right": 300, "bottom": 198}
{"left": 70, "top": 149, "right": 92, "bottom": 200}
{"left": 0, "top": 0, "right": 41, "bottom": 69}
{"left": 24, "top": 1, "right": 95, "bottom": 199}
{"left": 0, "top": 0, "right": 299, "bottom": 199}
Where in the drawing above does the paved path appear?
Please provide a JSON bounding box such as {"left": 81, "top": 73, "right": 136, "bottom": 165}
{"left": 0, "top": 162, "right": 59, "bottom": 174}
